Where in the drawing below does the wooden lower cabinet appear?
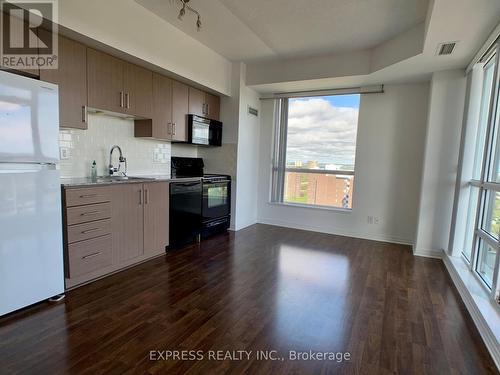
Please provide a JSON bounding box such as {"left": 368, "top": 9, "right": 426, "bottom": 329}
{"left": 111, "top": 183, "right": 144, "bottom": 262}
{"left": 68, "top": 235, "right": 113, "bottom": 278}
{"left": 143, "top": 182, "right": 169, "bottom": 256}
{"left": 63, "top": 182, "right": 169, "bottom": 289}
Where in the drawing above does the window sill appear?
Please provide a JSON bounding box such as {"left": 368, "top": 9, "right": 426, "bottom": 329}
{"left": 443, "top": 254, "right": 500, "bottom": 367}
{"left": 268, "top": 201, "right": 352, "bottom": 213}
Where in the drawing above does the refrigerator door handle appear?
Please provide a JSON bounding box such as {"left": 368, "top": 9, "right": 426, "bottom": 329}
{"left": 0, "top": 163, "right": 57, "bottom": 172}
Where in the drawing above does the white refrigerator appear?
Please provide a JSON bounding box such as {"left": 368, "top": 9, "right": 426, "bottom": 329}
{"left": 0, "top": 70, "right": 64, "bottom": 316}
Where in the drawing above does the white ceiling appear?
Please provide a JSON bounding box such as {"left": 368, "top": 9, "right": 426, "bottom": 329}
{"left": 247, "top": 0, "right": 500, "bottom": 93}
{"left": 134, "top": 0, "right": 500, "bottom": 95}
{"left": 137, "top": 0, "right": 429, "bottom": 62}
{"left": 219, "top": 0, "right": 429, "bottom": 59}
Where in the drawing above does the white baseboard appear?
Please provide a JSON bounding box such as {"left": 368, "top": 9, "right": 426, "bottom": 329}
{"left": 442, "top": 255, "right": 500, "bottom": 370}
{"left": 234, "top": 222, "right": 257, "bottom": 231}
{"left": 257, "top": 218, "right": 413, "bottom": 246}
{"left": 413, "top": 248, "right": 444, "bottom": 259}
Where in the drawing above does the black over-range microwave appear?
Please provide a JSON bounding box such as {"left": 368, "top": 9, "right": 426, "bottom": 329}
{"left": 187, "top": 114, "right": 222, "bottom": 146}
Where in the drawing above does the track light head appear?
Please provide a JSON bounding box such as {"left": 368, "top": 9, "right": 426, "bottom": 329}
{"left": 177, "top": 0, "right": 202, "bottom": 31}
{"left": 196, "top": 15, "right": 201, "bottom": 31}
{"left": 178, "top": 2, "right": 186, "bottom": 20}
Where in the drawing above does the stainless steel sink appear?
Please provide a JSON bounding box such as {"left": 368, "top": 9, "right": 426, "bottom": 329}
{"left": 95, "top": 176, "right": 154, "bottom": 183}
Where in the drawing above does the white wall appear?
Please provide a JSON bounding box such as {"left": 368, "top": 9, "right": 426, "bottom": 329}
{"left": 257, "top": 83, "right": 430, "bottom": 244}
{"left": 58, "top": 0, "right": 232, "bottom": 95}
{"left": 234, "top": 74, "right": 261, "bottom": 230}
{"left": 414, "top": 69, "right": 466, "bottom": 257}
{"left": 199, "top": 63, "right": 261, "bottom": 231}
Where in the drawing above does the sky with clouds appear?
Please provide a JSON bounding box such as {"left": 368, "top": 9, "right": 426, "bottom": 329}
{"left": 286, "top": 95, "right": 360, "bottom": 168}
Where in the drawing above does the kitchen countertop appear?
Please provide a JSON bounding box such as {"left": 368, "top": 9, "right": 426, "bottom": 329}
{"left": 61, "top": 175, "right": 202, "bottom": 188}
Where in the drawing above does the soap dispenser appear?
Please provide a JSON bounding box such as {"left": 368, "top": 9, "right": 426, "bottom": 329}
{"left": 91, "top": 160, "right": 97, "bottom": 181}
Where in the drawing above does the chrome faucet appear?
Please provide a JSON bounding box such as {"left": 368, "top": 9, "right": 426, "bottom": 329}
{"left": 109, "top": 145, "right": 127, "bottom": 176}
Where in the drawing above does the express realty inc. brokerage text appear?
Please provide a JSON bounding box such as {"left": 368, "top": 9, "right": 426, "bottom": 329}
{"left": 149, "top": 350, "right": 352, "bottom": 362}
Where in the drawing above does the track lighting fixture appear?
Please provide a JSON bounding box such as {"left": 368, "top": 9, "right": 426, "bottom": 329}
{"left": 196, "top": 15, "right": 201, "bottom": 31}
{"left": 178, "top": 2, "right": 185, "bottom": 20}
{"left": 177, "top": 0, "right": 202, "bottom": 31}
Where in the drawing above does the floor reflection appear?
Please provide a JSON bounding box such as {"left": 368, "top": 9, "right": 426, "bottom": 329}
{"left": 274, "top": 244, "right": 349, "bottom": 350}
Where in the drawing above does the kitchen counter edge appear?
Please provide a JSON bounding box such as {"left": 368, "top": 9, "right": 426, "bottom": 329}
{"left": 61, "top": 176, "right": 202, "bottom": 189}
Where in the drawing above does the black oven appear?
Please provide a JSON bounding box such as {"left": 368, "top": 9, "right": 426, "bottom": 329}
{"left": 170, "top": 157, "right": 231, "bottom": 241}
{"left": 202, "top": 175, "right": 231, "bottom": 237}
{"left": 202, "top": 176, "right": 230, "bottom": 220}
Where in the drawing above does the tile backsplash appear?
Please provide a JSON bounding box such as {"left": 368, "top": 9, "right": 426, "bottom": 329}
{"left": 59, "top": 114, "right": 171, "bottom": 178}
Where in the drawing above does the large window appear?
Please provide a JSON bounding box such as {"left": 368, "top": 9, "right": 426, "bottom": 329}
{"left": 454, "top": 42, "right": 500, "bottom": 300}
{"left": 271, "top": 94, "right": 360, "bottom": 209}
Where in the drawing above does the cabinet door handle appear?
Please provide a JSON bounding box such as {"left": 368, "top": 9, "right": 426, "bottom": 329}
{"left": 79, "top": 194, "right": 97, "bottom": 198}
{"left": 80, "top": 210, "right": 100, "bottom": 216}
{"left": 172, "top": 123, "right": 176, "bottom": 135}
{"left": 120, "top": 91, "right": 124, "bottom": 108}
{"left": 82, "top": 252, "right": 101, "bottom": 260}
{"left": 125, "top": 93, "right": 130, "bottom": 109}
{"left": 167, "top": 122, "right": 171, "bottom": 135}
{"left": 139, "top": 190, "right": 142, "bottom": 205}
{"left": 82, "top": 106, "right": 87, "bottom": 123}
{"left": 81, "top": 228, "right": 100, "bottom": 234}
{"left": 206, "top": 103, "right": 209, "bottom": 115}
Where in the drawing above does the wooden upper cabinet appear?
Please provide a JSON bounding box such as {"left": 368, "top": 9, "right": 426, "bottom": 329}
{"left": 124, "top": 62, "right": 152, "bottom": 118}
{"left": 87, "top": 48, "right": 124, "bottom": 114}
{"left": 134, "top": 73, "right": 172, "bottom": 140}
{"left": 172, "top": 80, "right": 189, "bottom": 142}
{"left": 188, "top": 87, "right": 221, "bottom": 121}
{"left": 87, "top": 48, "right": 153, "bottom": 118}
{"left": 188, "top": 87, "right": 205, "bottom": 117}
{"left": 40, "top": 34, "right": 87, "bottom": 129}
{"left": 206, "top": 93, "right": 220, "bottom": 121}
{"left": 143, "top": 182, "right": 169, "bottom": 256}
{"left": 111, "top": 183, "right": 144, "bottom": 263}
{"left": 152, "top": 73, "right": 173, "bottom": 139}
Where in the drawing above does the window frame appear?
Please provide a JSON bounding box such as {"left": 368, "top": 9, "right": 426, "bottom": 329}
{"left": 270, "top": 94, "right": 360, "bottom": 210}
{"left": 451, "top": 39, "right": 500, "bottom": 302}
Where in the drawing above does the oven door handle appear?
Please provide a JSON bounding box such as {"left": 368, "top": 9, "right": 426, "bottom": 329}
{"left": 203, "top": 180, "right": 230, "bottom": 185}
{"left": 174, "top": 182, "right": 202, "bottom": 187}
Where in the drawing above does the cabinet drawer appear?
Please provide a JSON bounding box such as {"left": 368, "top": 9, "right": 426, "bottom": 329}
{"left": 67, "top": 219, "right": 111, "bottom": 244}
{"left": 68, "top": 235, "right": 112, "bottom": 278}
{"left": 66, "top": 203, "right": 111, "bottom": 225}
{"left": 65, "top": 186, "right": 111, "bottom": 207}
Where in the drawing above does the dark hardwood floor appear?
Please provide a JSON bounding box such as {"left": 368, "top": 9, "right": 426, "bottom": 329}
{"left": 0, "top": 224, "right": 497, "bottom": 375}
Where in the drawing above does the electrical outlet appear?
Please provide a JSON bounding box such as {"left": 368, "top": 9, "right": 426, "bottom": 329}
{"left": 367, "top": 216, "right": 374, "bottom": 224}
{"left": 374, "top": 217, "right": 380, "bottom": 225}
{"left": 59, "top": 147, "right": 70, "bottom": 160}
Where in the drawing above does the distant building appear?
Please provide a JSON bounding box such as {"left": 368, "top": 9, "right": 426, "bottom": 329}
{"left": 306, "top": 161, "right": 319, "bottom": 169}
{"left": 325, "top": 164, "right": 340, "bottom": 170}
{"left": 285, "top": 171, "right": 354, "bottom": 208}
